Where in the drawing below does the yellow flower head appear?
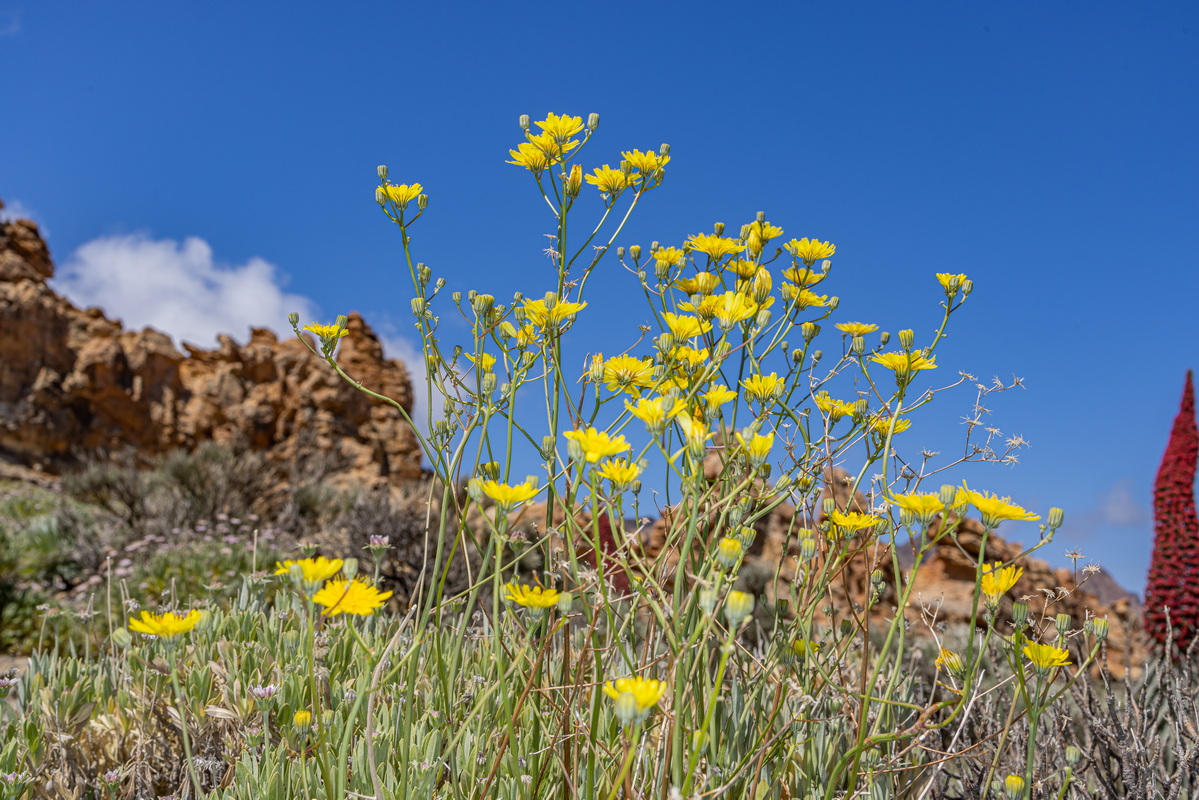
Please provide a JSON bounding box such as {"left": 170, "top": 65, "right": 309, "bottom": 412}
{"left": 626, "top": 396, "right": 685, "bottom": 434}
{"left": 701, "top": 384, "right": 737, "bottom": 412}
{"left": 869, "top": 351, "right": 938, "bottom": 379}
{"left": 601, "top": 354, "right": 656, "bottom": 394}
{"left": 834, "top": 321, "right": 879, "bottom": 336}
{"left": 507, "top": 140, "right": 554, "bottom": 172}
{"left": 380, "top": 183, "right": 423, "bottom": 209}
{"left": 275, "top": 557, "right": 345, "bottom": 585}
{"left": 667, "top": 345, "right": 709, "bottom": 371}
{"left": 827, "top": 510, "right": 883, "bottom": 534}
{"left": 675, "top": 272, "right": 720, "bottom": 295}
{"left": 724, "top": 590, "right": 755, "bottom": 626}
{"left": 742, "top": 372, "right": 784, "bottom": 403}
{"left": 313, "top": 578, "right": 393, "bottom": 617}
{"left": 1023, "top": 642, "right": 1071, "bottom": 673}
{"left": 889, "top": 492, "right": 946, "bottom": 525}
{"left": 813, "top": 392, "right": 858, "bottom": 420}
{"left": 868, "top": 416, "right": 912, "bottom": 436}
{"left": 504, "top": 582, "right": 562, "bottom": 610}
{"left": 534, "top": 112, "right": 584, "bottom": 143}
{"left": 746, "top": 220, "right": 784, "bottom": 242}
{"left": 128, "top": 609, "right": 203, "bottom": 639}
{"left": 736, "top": 431, "right": 774, "bottom": 467}
{"left": 715, "top": 536, "right": 743, "bottom": 568}
{"left": 791, "top": 639, "right": 822, "bottom": 658}
{"left": 686, "top": 232, "right": 744, "bottom": 260}
{"left": 564, "top": 427, "right": 632, "bottom": 463}
{"left": 653, "top": 246, "right": 687, "bottom": 268}
{"left": 466, "top": 352, "right": 496, "bottom": 372}
{"left": 661, "top": 312, "right": 712, "bottom": 339}
{"left": 676, "top": 413, "right": 714, "bottom": 449}
{"left": 779, "top": 284, "right": 829, "bottom": 308}
{"left": 293, "top": 709, "right": 314, "bottom": 732}
{"left": 522, "top": 298, "right": 586, "bottom": 329}
{"left": 724, "top": 259, "right": 761, "bottom": 278}
{"left": 480, "top": 478, "right": 539, "bottom": 509}
{"left": 584, "top": 165, "right": 639, "bottom": 195}
{"left": 785, "top": 237, "right": 836, "bottom": 266}
{"left": 781, "top": 266, "right": 828, "bottom": 287}
{"left": 936, "top": 273, "right": 968, "bottom": 293}
{"left": 304, "top": 323, "right": 348, "bottom": 342}
{"left": 959, "top": 487, "right": 1040, "bottom": 528}
{"left": 935, "top": 648, "right": 965, "bottom": 677}
{"left": 596, "top": 458, "right": 643, "bottom": 490}
{"left": 621, "top": 148, "right": 670, "bottom": 173}
{"left": 980, "top": 561, "right": 1024, "bottom": 605}
{"left": 603, "top": 675, "right": 668, "bottom": 725}
{"left": 712, "top": 291, "right": 759, "bottom": 328}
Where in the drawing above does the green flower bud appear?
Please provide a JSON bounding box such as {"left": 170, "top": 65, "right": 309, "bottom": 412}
{"left": 1011, "top": 602, "right": 1030, "bottom": 628}
{"left": 616, "top": 246, "right": 626, "bottom": 259}
{"left": 417, "top": 194, "right": 428, "bottom": 210}
{"left": 111, "top": 627, "right": 133, "bottom": 649}
{"left": 1090, "top": 617, "right": 1109, "bottom": 640}
{"left": 801, "top": 322, "right": 820, "bottom": 341}
{"left": 800, "top": 536, "right": 818, "bottom": 561}
{"left": 1065, "top": 746, "right": 1081, "bottom": 765}
{"left": 827, "top": 296, "right": 840, "bottom": 310}
{"left": 287, "top": 312, "right": 300, "bottom": 326}
{"left": 520, "top": 351, "right": 537, "bottom": 369}
{"left": 791, "top": 348, "right": 805, "bottom": 364}
{"left": 335, "top": 315, "right": 348, "bottom": 330}
{"left": 879, "top": 331, "right": 891, "bottom": 346}
{"left": 698, "top": 589, "right": 717, "bottom": 615}
{"left": 342, "top": 558, "right": 359, "bottom": 579}
{"left": 851, "top": 335, "right": 866, "bottom": 355}
{"left": 499, "top": 321, "right": 517, "bottom": 339}
{"left": 1055, "top": 613, "right": 1071, "bottom": 635}
{"left": 519, "top": 114, "right": 531, "bottom": 131}
{"left": 587, "top": 112, "right": 600, "bottom": 131}
{"left": 811, "top": 350, "right": 822, "bottom": 365}
{"left": 898, "top": 329, "right": 915, "bottom": 349}
{"left": 724, "top": 590, "right": 754, "bottom": 626}
{"left": 939, "top": 484, "right": 959, "bottom": 506}
{"left": 961, "top": 279, "right": 974, "bottom": 296}
{"left": 480, "top": 373, "right": 497, "bottom": 394}
{"left": 541, "top": 435, "right": 557, "bottom": 459}
{"left": 1048, "top": 507, "right": 1065, "bottom": 529}
{"left": 377, "top": 165, "right": 388, "bottom": 179}
{"left": 417, "top": 264, "right": 432, "bottom": 285}
{"left": 659, "top": 143, "right": 670, "bottom": 157}
{"left": 471, "top": 293, "right": 495, "bottom": 316}
{"left": 755, "top": 210, "right": 766, "bottom": 224}
{"left": 629, "top": 244, "right": 642, "bottom": 261}
{"left": 375, "top": 187, "right": 386, "bottom": 205}
{"left": 434, "top": 277, "right": 446, "bottom": 291}
{"left": 654, "top": 260, "right": 672, "bottom": 280}
{"left": 713, "top": 222, "right": 725, "bottom": 236}
{"left": 557, "top": 591, "right": 573, "bottom": 614}
{"left": 630, "top": 480, "right": 641, "bottom": 494}
{"left": 1002, "top": 775, "right": 1025, "bottom": 800}
{"left": 755, "top": 309, "right": 772, "bottom": 327}
{"left": 451, "top": 291, "right": 463, "bottom": 305}
{"left": 478, "top": 461, "right": 500, "bottom": 480}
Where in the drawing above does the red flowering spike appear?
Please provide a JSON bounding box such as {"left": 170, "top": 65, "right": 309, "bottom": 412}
{"left": 1144, "top": 370, "right": 1199, "bottom": 654}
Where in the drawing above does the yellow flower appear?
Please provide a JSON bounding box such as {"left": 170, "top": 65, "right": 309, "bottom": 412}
{"left": 596, "top": 458, "right": 642, "bottom": 490}
{"left": 480, "top": 479, "right": 540, "bottom": 509}
{"left": 466, "top": 352, "right": 496, "bottom": 372}
{"left": 534, "top": 112, "right": 584, "bottom": 143}
{"left": 522, "top": 298, "right": 587, "bottom": 328}
{"left": 128, "top": 609, "right": 203, "bottom": 638}
{"left": 712, "top": 291, "right": 759, "bottom": 328}
{"left": 626, "top": 396, "right": 685, "bottom": 434}
{"left": 564, "top": 427, "right": 631, "bottom": 463}
{"left": 724, "top": 259, "right": 760, "bottom": 278}
{"left": 504, "top": 583, "right": 562, "bottom": 610}
{"left": 715, "top": 536, "right": 743, "bottom": 568}
{"left": 686, "top": 232, "right": 744, "bottom": 260}
{"left": 1023, "top": 642, "right": 1071, "bottom": 673}
{"left": 869, "top": 351, "right": 938, "bottom": 379}
{"left": 667, "top": 346, "right": 709, "bottom": 371}
{"left": 507, "top": 140, "right": 553, "bottom": 172}
{"left": 888, "top": 492, "right": 946, "bottom": 524}
{"left": 779, "top": 284, "right": 829, "bottom": 308}
{"left": 603, "top": 675, "right": 668, "bottom": 725}
{"left": 621, "top": 148, "right": 670, "bottom": 173}
{"left": 936, "top": 273, "right": 968, "bottom": 293}
{"left": 790, "top": 639, "right": 822, "bottom": 658}
{"left": 784, "top": 237, "right": 836, "bottom": 266}
{"left": 746, "top": 220, "right": 784, "bottom": 242}
{"left": 868, "top": 416, "right": 912, "bottom": 436}
{"left": 678, "top": 294, "right": 722, "bottom": 320}
{"left": 742, "top": 372, "right": 784, "bottom": 403}
{"left": 293, "top": 709, "right": 313, "bottom": 732}
{"left": 736, "top": 431, "right": 774, "bottom": 467}
{"left": 724, "top": 590, "right": 755, "bottom": 625}
{"left": 303, "top": 322, "right": 348, "bottom": 341}
{"left": 584, "top": 165, "right": 639, "bottom": 195}
{"left": 313, "top": 578, "right": 393, "bottom": 617}
{"left": 601, "top": 354, "right": 656, "bottom": 394}
{"left": 827, "top": 510, "right": 883, "bottom": 534}
{"left": 834, "top": 322, "right": 879, "bottom": 336}
{"left": 701, "top": 384, "right": 737, "bottom": 412}
{"left": 980, "top": 561, "right": 1023, "bottom": 606}
{"left": 514, "top": 324, "right": 539, "bottom": 348}
{"left": 661, "top": 312, "right": 712, "bottom": 339}
{"left": 934, "top": 648, "right": 965, "bottom": 677}
{"left": 1003, "top": 775, "right": 1026, "bottom": 799}
{"left": 959, "top": 487, "right": 1040, "bottom": 527}
{"left": 674, "top": 272, "right": 720, "bottom": 295}
{"left": 676, "top": 413, "right": 714, "bottom": 450}
{"left": 653, "top": 246, "right": 687, "bottom": 268}
{"left": 380, "top": 183, "right": 423, "bottom": 209}
{"left": 781, "top": 266, "right": 828, "bottom": 287}
{"left": 813, "top": 392, "right": 858, "bottom": 420}
{"left": 275, "top": 557, "right": 344, "bottom": 585}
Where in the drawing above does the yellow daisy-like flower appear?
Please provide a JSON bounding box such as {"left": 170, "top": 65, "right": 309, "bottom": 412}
{"left": 621, "top": 148, "right": 670, "bottom": 173}
{"left": 522, "top": 298, "right": 587, "bottom": 328}
{"left": 601, "top": 354, "right": 656, "bottom": 394}
{"left": 603, "top": 676, "right": 668, "bottom": 725}
{"left": 507, "top": 140, "right": 553, "bottom": 172}
{"left": 584, "top": 165, "right": 639, "bottom": 195}
{"left": 667, "top": 345, "right": 709, "bottom": 371}
{"left": 979, "top": 561, "right": 1024, "bottom": 605}
{"left": 128, "top": 609, "right": 203, "bottom": 639}
{"left": 781, "top": 266, "right": 828, "bottom": 287}
{"left": 596, "top": 458, "right": 643, "bottom": 490}
{"left": 661, "top": 312, "right": 712, "bottom": 339}
{"left": 813, "top": 392, "right": 858, "bottom": 420}
{"left": 959, "top": 487, "right": 1041, "bottom": 527}
{"left": 869, "top": 351, "right": 938, "bottom": 379}
{"left": 724, "top": 259, "right": 760, "bottom": 278}
{"left": 564, "top": 427, "right": 632, "bottom": 463}
{"left": 274, "top": 557, "right": 345, "bottom": 585}
{"left": 834, "top": 322, "right": 880, "bottom": 336}
{"left": 746, "top": 220, "right": 784, "bottom": 242}
{"left": 480, "top": 479, "right": 540, "bottom": 509}
{"left": 936, "top": 273, "right": 968, "bottom": 293}
{"left": 466, "top": 352, "right": 496, "bottom": 372}
{"left": 653, "top": 246, "right": 687, "bottom": 268}
{"left": 736, "top": 431, "right": 774, "bottom": 467}
{"left": 711, "top": 291, "right": 759, "bottom": 328}
{"left": 785, "top": 237, "right": 836, "bottom": 266}
{"left": 742, "top": 372, "right": 784, "bottom": 403}
{"left": 504, "top": 582, "right": 562, "bottom": 610}
{"left": 934, "top": 648, "right": 965, "bottom": 677}
{"left": 868, "top": 416, "right": 912, "bottom": 436}
{"left": 514, "top": 324, "right": 539, "bottom": 348}
{"left": 686, "top": 233, "right": 744, "bottom": 260}
{"left": 791, "top": 639, "right": 822, "bottom": 658}
{"left": 380, "top": 183, "right": 423, "bottom": 209}
{"left": 779, "top": 284, "right": 829, "bottom": 308}
{"left": 701, "top": 384, "right": 737, "bottom": 412}
{"left": 626, "top": 396, "right": 685, "bottom": 434}
{"left": 676, "top": 413, "right": 714, "bottom": 450}
{"left": 1023, "top": 642, "right": 1071, "bottom": 673}
{"left": 313, "top": 578, "right": 393, "bottom": 617}
{"left": 303, "top": 323, "right": 348, "bottom": 341}
{"left": 827, "top": 510, "right": 883, "bottom": 534}
{"left": 678, "top": 294, "right": 722, "bottom": 320}
{"left": 888, "top": 492, "right": 946, "bottom": 525}
{"left": 674, "top": 272, "right": 720, "bottom": 296}
{"left": 535, "top": 112, "right": 584, "bottom": 143}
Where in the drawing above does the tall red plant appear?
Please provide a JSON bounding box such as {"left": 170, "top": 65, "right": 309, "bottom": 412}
{"left": 1144, "top": 370, "right": 1199, "bottom": 653}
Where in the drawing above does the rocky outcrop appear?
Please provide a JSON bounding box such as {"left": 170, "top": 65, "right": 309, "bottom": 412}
{"left": 0, "top": 211, "right": 422, "bottom": 490}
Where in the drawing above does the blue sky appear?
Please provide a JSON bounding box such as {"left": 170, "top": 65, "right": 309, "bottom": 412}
{"left": 2, "top": 1, "right": 1196, "bottom": 594}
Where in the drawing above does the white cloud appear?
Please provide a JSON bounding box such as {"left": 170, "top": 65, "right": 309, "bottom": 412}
{"left": 55, "top": 233, "right": 317, "bottom": 347}
{"left": 0, "top": 199, "right": 43, "bottom": 230}
{"left": 1097, "top": 477, "right": 1150, "bottom": 528}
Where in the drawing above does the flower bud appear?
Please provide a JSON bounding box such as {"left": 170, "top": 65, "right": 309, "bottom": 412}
{"left": 656, "top": 333, "right": 676, "bottom": 353}
{"left": 1090, "top": 617, "right": 1109, "bottom": 640}
{"left": 629, "top": 244, "right": 642, "bottom": 261}
{"left": 755, "top": 309, "right": 772, "bottom": 327}
{"left": 434, "top": 277, "right": 446, "bottom": 291}
{"left": 499, "top": 321, "right": 517, "bottom": 339}
{"left": 713, "top": 341, "right": 732, "bottom": 360}
{"left": 481, "top": 373, "right": 497, "bottom": 394}
{"left": 587, "top": 112, "right": 600, "bottom": 131}
{"left": 961, "top": 279, "right": 974, "bottom": 296}
{"left": 375, "top": 187, "right": 386, "bottom": 205}
{"left": 557, "top": 592, "right": 573, "bottom": 614}
{"left": 715, "top": 537, "right": 742, "bottom": 569}
{"left": 775, "top": 474, "right": 791, "bottom": 492}
{"left": 335, "top": 315, "right": 348, "bottom": 331}
{"left": 1002, "top": 775, "right": 1025, "bottom": 800}
{"left": 791, "top": 348, "right": 805, "bottom": 364}
{"left": 1055, "top": 613, "right": 1071, "bottom": 635}
{"left": 620, "top": 160, "right": 633, "bottom": 176}
{"left": 724, "top": 590, "right": 754, "bottom": 626}
{"left": 417, "top": 194, "right": 428, "bottom": 210}
{"left": 616, "top": 246, "right": 626, "bottom": 259}
{"left": 879, "top": 331, "right": 891, "bottom": 346}
{"left": 472, "top": 293, "right": 495, "bottom": 317}
{"left": 799, "top": 536, "right": 818, "bottom": 561}
{"left": 588, "top": 354, "right": 605, "bottom": 383}
{"left": 811, "top": 350, "right": 822, "bottom": 365}
{"left": 541, "top": 435, "right": 557, "bottom": 459}
{"left": 410, "top": 298, "right": 426, "bottom": 316}
{"left": 654, "top": 260, "right": 672, "bottom": 280}
{"left": 1011, "top": 601, "right": 1029, "bottom": 628}
{"left": 800, "top": 322, "right": 820, "bottom": 342}
{"left": 850, "top": 335, "right": 866, "bottom": 355}
{"left": 418, "top": 264, "right": 432, "bottom": 285}
{"left": 827, "top": 296, "right": 840, "bottom": 310}
{"left": 698, "top": 589, "right": 717, "bottom": 615}
{"left": 377, "top": 165, "right": 388, "bottom": 179}
{"left": 467, "top": 478, "right": 484, "bottom": 503}
{"left": 342, "top": 558, "right": 359, "bottom": 579}
{"left": 898, "top": 329, "right": 915, "bottom": 349}
{"left": 565, "top": 164, "right": 582, "bottom": 197}
{"left": 659, "top": 143, "right": 670, "bottom": 157}
{"left": 478, "top": 461, "right": 500, "bottom": 480}
{"left": 111, "top": 627, "right": 132, "bottom": 649}
{"left": 520, "top": 352, "right": 537, "bottom": 369}
{"left": 519, "top": 114, "right": 530, "bottom": 131}
{"left": 939, "top": 484, "right": 958, "bottom": 506}
{"left": 287, "top": 312, "right": 300, "bottom": 326}
{"left": 853, "top": 398, "right": 869, "bottom": 418}
{"left": 1065, "top": 746, "right": 1082, "bottom": 765}
{"left": 712, "top": 222, "right": 725, "bottom": 237}
{"left": 1047, "top": 507, "right": 1065, "bottom": 529}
